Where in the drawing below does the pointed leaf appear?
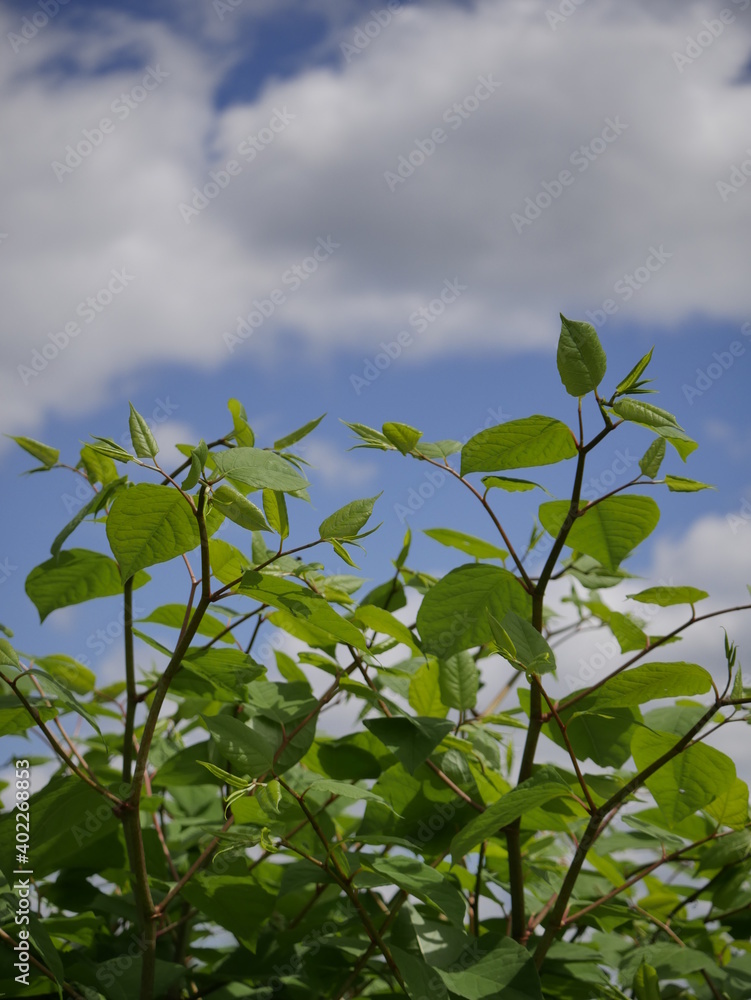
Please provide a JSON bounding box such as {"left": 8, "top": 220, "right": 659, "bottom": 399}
{"left": 482, "top": 475, "right": 550, "bottom": 494}
{"left": 628, "top": 586, "right": 708, "bottom": 607}
{"left": 616, "top": 347, "right": 654, "bottom": 396}
{"left": 539, "top": 496, "right": 660, "bottom": 570}
{"left": 107, "top": 483, "right": 200, "bottom": 580}
{"left": 202, "top": 713, "right": 274, "bottom": 778}
{"left": 6, "top": 435, "right": 59, "bottom": 469}
{"left": 273, "top": 413, "right": 325, "bottom": 450}
{"left": 611, "top": 399, "right": 697, "bottom": 460}
{"left": 228, "top": 398, "right": 254, "bottom": 447}
{"left": 462, "top": 415, "right": 576, "bottom": 476}
{"left": 424, "top": 528, "right": 507, "bottom": 561}
{"left": 128, "top": 403, "right": 159, "bottom": 458}
{"left": 438, "top": 651, "right": 480, "bottom": 710}
{"left": 262, "top": 489, "right": 289, "bottom": 539}
{"left": 50, "top": 476, "right": 126, "bottom": 558}
{"left": 363, "top": 716, "right": 453, "bottom": 773}
{"left": 319, "top": 494, "right": 381, "bottom": 540}
{"left": 212, "top": 484, "right": 270, "bottom": 531}
{"left": 382, "top": 421, "right": 422, "bottom": 454}
{"left": 664, "top": 475, "right": 716, "bottom": 493}
{"left": 26, "top": 549, "right": 148, "bottom": 621}
{"left": 212, "top": 447, "right": 309, "bottom": 492}
{"left": 557, "top": 314, "right": 607, "bottom": 396}
{"left": 639, "top": 438, "right": 666, "bottom": 479}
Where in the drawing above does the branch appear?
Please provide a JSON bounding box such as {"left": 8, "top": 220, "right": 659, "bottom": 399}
{"left": 122, "top": 577, "right": 136, "bottom": 783}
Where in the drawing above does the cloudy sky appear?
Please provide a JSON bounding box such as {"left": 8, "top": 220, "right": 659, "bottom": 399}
{"left": 1, "top": 0, "right": 750, "bottom": 763}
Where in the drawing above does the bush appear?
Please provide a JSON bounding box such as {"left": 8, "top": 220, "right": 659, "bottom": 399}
{"left": 1, "top": 316, "right": 749, "bottom": 999}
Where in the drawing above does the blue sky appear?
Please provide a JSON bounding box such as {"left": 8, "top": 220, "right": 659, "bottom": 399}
{"left": 1, "top": 0, "right": 750, "bottom": 746}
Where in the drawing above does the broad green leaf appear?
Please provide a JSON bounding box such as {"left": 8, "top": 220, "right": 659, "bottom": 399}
{"left": 589, "top": 663, "right": 713, "bottom": 709}
{"left": 704, "top": 778, "right": 749, "bottom": 830}
{"left": 697, "top": 828, "right": 751, "bottom": 870}
{"left": 416, "top": 564, "right": 531, "bottom": 658}
{"left": 180, "top": 873, "right": 275, "bottom": 952}
{"left": 437, "top": 937, "right": 544, "bottom": 1000}
{"left": 409, "top": 660, "right": 448, "bottom": 718}
{"left": 364, "top": 716, "right": 454, "bottom": 773}
{"left": 451, "top": 766, "right": 571, "bottom": 858}
{"left": 107, "top": 483, "right": 199, "bottom": 580}
{"left": 0, "top": 700, "right": 57, "bottom": 735}
{"left": 211, "top": 447, "right": 309, "bottom": 492}
{"left": 242, "top": 680, "right": 317, "bottom": 723}
{"left": 211, "top": 484, "right": 271, "bottom": 531}
{"left": 137, "top": 604, "right": 234, "bottom": 644}
{"left": 354, "top": 604, "right": 420, "bottom": 651}
{"left": 363, "top": 855, "right": 466, "bottom": 924}
{"left": 557, "top": 314, "right": 607, "bottom": 396}
{"left": 417, "top": 439, "right": 462, "bottom": 459}
{"left": 26, "top": 549, "right": 148, "bottom": 621}
{"left": 6, "top": 434, "right": 59, "bottom": 469}
{"left": 391, "top": 947, "right": 449, "bottom": 1000}
{"left": 487, "top": 614, "right": 516, "bottom": 661}
{"left": 482, "top": 475, "right": 550, "bottom": 494}
{"left": 227, "top": 398, "right": 255, "bottom": 447}
{"left": 461, "top": 415, "right": 577, "bottom": 476}
{"left": 664, "top": 474, "right": 716, "bottom": 493}
{"left": 499, "top": 611, "right": 556, "bottom": 674}
{"left": 273, "top": 413, "right": 325, "bottom": 450}
{"left": 128, "top": 403, "right": 159, "bottom": 458}
{"left": 238, "top": 571, "right": 368, "bottom": 650}
{"left": 627, "top": 586, "right": 708, "bottom": 607}
{"left": 382, "top": 421, "right": 422, "bottom": 454}
{"left": 539, "top": 496, "right": 660, "bottom": 570}
{"left": 424, "top": 528, "right": 508, "bottom": 561}
{"left": 209, "top": 538, "right": 252, "bottom": 587}
{"left": 79, "top": 443, "right": 118, "bottom": 486}
{"left": 438, "top": 652, "right": 479, "bottom": 710}
{"left": 34, "top": 654, "right": 95, "bottom": 695}
{"left": 50, "top": 476, "right": 126, "bottom": 558}
{"left": 306, "top": 778, "right": 387, "bottom": 805}
{"left": 611, "top": 399, "right": 697, "bottom": 460}
{"left": 319, "top": 494, "right": 381, "bottom": 539}
{"left": 31, "top": 668, "right": 101, "bottom": 735}
{"left": 202, "top": 713, "right": 274, "bottom": 778}
{"left": 616, "top": 347, "right": 654, "bottom": 396}
{"left": 547, "top": 705, "right": 640, "bottom": 768}
{"left": 639, "top": 438, "right": 666, "bottom": 479}
{"left": 182, "top": 647, "right": 264, "bottom": 696}
{"left": 633, "top": 961, "right": 661, "bottom": 1000}
{"left": 631, "top": 728, "right": 736, "bottom": 827}
{"left": 262, "top": 489, "right": 289, "bottom": 539}
{"left": 0, "top": 638, "right": 20, "bottom": 669}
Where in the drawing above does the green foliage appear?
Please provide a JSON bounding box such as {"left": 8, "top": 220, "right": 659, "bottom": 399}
{"left": 1, "top": 320, "right": 749, "bottom": 1000}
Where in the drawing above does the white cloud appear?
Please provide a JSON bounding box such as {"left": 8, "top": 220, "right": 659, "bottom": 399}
{"left": 2, "top": 0, "right": 751, "bottom": 438}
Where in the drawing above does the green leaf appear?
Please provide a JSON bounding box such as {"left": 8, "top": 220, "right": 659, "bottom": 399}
{"left": 26, "top": 548, "right": 148, "bottom": 621}
{"left": 273, "top": 413, "right": 325, "bottom": 450}
{"left": 382, "top": 421, "right": 422, "bottom": 454}
{"left": 89, "top": 435, "right": 138, "bottom": 464}
{"left": 79, "top": 442, "right": 118, "bottom": 486}
{"left": 611, "top": 399, "right": 697, "bottom": 460}
{"left": 633, "top": 961, "right": 661, "bottom": 1000}
{"left": 539, "top": 495, "right": 660, "bottom": 570}
{"left": 416, "top": 564, "right": 531, "bottom": 658}
{"left": 0, "top": 700, "right": 57, "bottom": 735}
{"left": 341, "top": 419, "right": 393, "bottom": 450}
{"left": 6, "top": 434, "right": 59, "bottom": 469}
{"left": 306, "top": 778, "right": 387, "bottom": 805}
{"left": 631, "top": 728, "right": 736, "bottom": 827}
{"left": 0, "top": 638, "right": 20, "bottom": 669}
{"left": 363, "top": 716, "right": 454, "bottom": 773}
{"left": 211, "top": 447, "right": 309, "bottom": 492}
{"left": 417, "top": 439, "right": 462, "bottom": 459}
{"left": 589, "top": 663, "right": 713, "bottom": 709}
{"left": 227, "top": 398, "right": 255, "bottom": 447}
{"left": 107, "top": 483, "right": 199, "bottom": 580}
{"left": 557, "top": 314, "right": 607, "bottom": 396}
{"left": 450, "top": 766, "right": 571, "bottom": 858}
{"left": 391, "top": 947, "right": 449, "bottom": 1000}
{"left": 409, "top": 660, "right": 448, "bottom": 718}
{"left": 437, "top": 937, "right": 544, "bottom": 1000}
{"left": 638, "top": 437, "right": 665, "bottom": 479}
{"left": 196, "top": 760, "right": 253, "bottom": 789}
{"left": 482, "top": 475, "right": 550, "bottom": 494}
{"left": 31, "top": 668, "right": 102, "bottom": 735}
{"left": 704, "top": 779, "right": 749, "bottom": 832}
{"left": 319, "top": 494, "right": 381, "bottom": 539}
{"left": 137, "top": 604, "right": 235, "bottom": 644}
{"left": 423, "top": 528, "right": 507, "bottom": 561}
{"left": 50, "top": 476, "right": 125, "bottom": 558}
{"left": 128, "top": 402, "right": 159, "bottom": 458}
{"left": 461, "top": 415, "right": 577, "bottom": 475}
{"left": 202, "top": 713, "right": 274, "bottom": 779}
{"left": 628, "top": 586, "right": 709, "bottom": 607}
{"left": 487, "top": 614, "right": 516, "bottom": 661}
{"left": 664, "top": 474, "right": 716, "bottom": 493}
{"left": 262, "top": 489, "right": 289, "bottom": 539}
{"left": 438, "top": 651, "right": 480, "bottom": 710}
{"left": 616, "top": 347, "right": 654, "bottom": 396}
{"left": 180, "top": 873, "right": 275, "bottom": 952}
{"left": 499, "top": 611, "right": 556, "bottom": 674}
{"left": 181, "top": 439, "right": 208, "bottom": 490}
{"left": 211, "top": 484, "right": 271, "bottom": 531}
{"left": 34, "top": 654, "right": 96, "bottom": 695}
{"left": 238, "top": 571, "right": 368, "bottom": 650}
{"left": 363, "top": 855, "right": 466, "bottom": 925}
{"left": 354, "top": 604, "right": 420, "bottom": 651}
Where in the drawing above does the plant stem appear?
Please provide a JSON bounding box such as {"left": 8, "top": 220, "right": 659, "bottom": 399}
{"left": 122, "top": 577, "right": 136, "bottom": 783}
